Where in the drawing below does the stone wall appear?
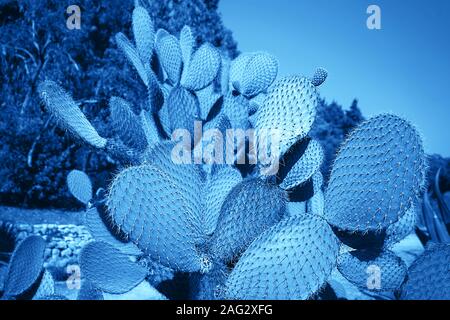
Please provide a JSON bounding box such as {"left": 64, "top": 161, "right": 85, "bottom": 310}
{"left": 13, "top": 223, "right": 93, "bottom": 277}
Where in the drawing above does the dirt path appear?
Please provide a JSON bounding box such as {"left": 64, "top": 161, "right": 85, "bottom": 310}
{"left": 0, "top": 206, "right": 83, "bottom": 225}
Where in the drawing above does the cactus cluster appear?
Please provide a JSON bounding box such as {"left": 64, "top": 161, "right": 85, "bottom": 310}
{"left": 0, "top": 235, "right": 64, "bottom": 300}
{"left": 35, "top": 4, "right": 448, "bottom": 300}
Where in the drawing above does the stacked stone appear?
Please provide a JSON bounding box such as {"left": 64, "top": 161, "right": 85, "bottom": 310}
{"left": 13, "top": 224, "right": 93, "bottom": 270}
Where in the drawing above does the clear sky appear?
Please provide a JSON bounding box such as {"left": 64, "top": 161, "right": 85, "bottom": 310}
{"left": 219, "top": 0, "right": 449, "bottom": 156}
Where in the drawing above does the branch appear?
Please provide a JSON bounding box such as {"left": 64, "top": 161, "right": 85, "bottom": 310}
{"left": 65, "top": 51, "right": 80, "bottom": 72}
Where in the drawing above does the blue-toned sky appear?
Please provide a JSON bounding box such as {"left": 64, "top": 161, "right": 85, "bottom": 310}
{"left": 219, "top": 0, "right": 449, "bottom": 156}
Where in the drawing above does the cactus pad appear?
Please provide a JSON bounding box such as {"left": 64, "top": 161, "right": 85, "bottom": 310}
{"left": 141, "top": 257, "right": 175, "bottom": 287}
{"left": 158, "top": 100, "right": 171, "bottom": 137}
{"left": 312, "top": 172, "right": 324, "bottom": 193}
{"left": 308, "top": 190, "right": 325, "bottom": 216}
{"left": 203, "top": 166, "right": 242, "bottom": 236}
{"left": 384, "top": 204, "right": 417, "bottom": 248}
{"left": 143, "top": 142, "right": 204, "bottom": 229}
{"left": 107, "top": 164, "right": 206, "bottom": 272}
{"left": 325, "top": 114, "right": 427, "bottom": 233}
{"left": 181, "top": 43, "right": 221, "bottom": 91}
{"left": 219, "top": 55, "right": 231, "bottom": 94}
{"left": 311, "top": 67, "right": 328, "bottom": 87}
{"left": 286, "top": 201, "right": 307, "bottom": 217}
{"left": 38, "top": 81, "right": 107, "bottom": 149}
{"left": 115, "top": 33, "right": 149, "bottom": 86}
{"left": 337, "top": 249, "right": 407, "bottom": 291}
{"left": 222, "top": 93, "right": 250, "bottom": 130}
{"left": 195, "top": 114, "right": 231, "bottom": 168}
{"left": 179, "top": 25, "right": 195, "bottom": 72}
{"left": 110, "top": 97, "right": 148, "bottom": 152}
{"left": 167, "top": 86, "right": 200, "bottom": 137}
{"left": 84, "top": 208, "right": 142, "bottom": 256}
{"left": 132, "top": 6, "right": 154, "bottom": 64}
{"left": 229, "top": 53, "right": 253, "bottom": 89}
{"left": 77, "top": 279, "right": 104, "bottom": 300}
{"left": 225, "top": 215, "right": 338, "bottom": 299}
{"left": 104, "top": 138, "right": 140, "bottom": 166}
{"left": 67, "top": 170, "right": 92, "bottom": 205}
{"left": 197, "top": 84, "right": 221, "bottom": 120}
{"left": 33, "top": 271, "right": 55, "bottom": 300}
{"left": 3, "top": 236, "right": 46, "bottom": 297}
{"left": 80, "top": 241, "right": 147, "bottom": 294}
{"left": 139, "top": 109, "right": 161, "bottom": 147}
{"left": 210, "top": 178, "right": 287, "bottom": 263}
{"left": 255, "top": 76, "right": 318, "bottom": 156}
{"left": 155, "top": 29, "right": 183, "bottom": 84}
{"left": 191, "top": 262, "right": 228, "bottom": 300}
{"left": 280, "top": 139, "right": 324, "bottom": 190}
{"left": 239, "top": 52, "right": 278, "bottom": 97}
{"left": 400, "top": 244, "right": 450, "bottom": 300}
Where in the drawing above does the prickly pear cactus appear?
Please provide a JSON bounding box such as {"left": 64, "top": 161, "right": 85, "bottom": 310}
{"left": 33, "top": 271, "right": 55, "bottom": 300}
{"left": 67, "top": 170, "right": 92, "bottom": 205}
{"left": 167, "top": 86, "right": 200, "bottom": 136}
{"left": 255, "top": 76, "right": 320, "bottom": 156}
{"left": 203, "top": 166, "right": 242, "bottom": 236}
{"left": 221, "top": 93, "right": 250, "bottom": 130}
{"left": 190, "top": 262, "right": 229, "bottom": 300}
{"left": 155, "top": 29, "right": 183, "bottom": 85}
{"left": 209, "top": 178, "right": 287, "bottom": 263}
{"left": 80, "top": 241, "right": 147, "bottom": 294}
{"left": 84, "top": 207, "right": 141, "bottom": 256}
{"left": 325, "top": 114, "right": 427, "bottom": 233}
{"left": 225, "top": 215, "right": 339, "bottom": 300}
{"left": 286, "top": 201, "right": 307, "bottom": 217}
{"left": 36, "top": 3, "right": 444, "bottom": 301}
{"left": 308, "top": 189, "right": 325, "bottom": 216}
{"left": 400, "top": 244, "right": 450, "bottom": 300}
{"left": 132, "top": 6, "right": 155, "bottom": 64}
{"left": 307, "top": 172, "right": 325, "bottom": 216}
{"left": 310, "top": 67, "right": 328, "bottom": 87}
{"left": 197, "top": 84, "right": 221, "bottom": 120}
{"left": 109, "top": 97, "right": 148, "bottom": 152}
{"left": 181, "top": 43, "right": 221, "bottom": 91}
{"left": 38, "top": 80, "right": 107, "bottom": 149}
{"left": 384, "top": 204, "right": 417, "bottom": 248}
{"left": 230, "top": 52, "right": 278, "bottom": 98}
{"left": 337, "top": 249, "right": 407, "bottom": 292}
{"left": 107, "top": 164, "right": 208, "bottom": 272}
{"left": 141, "top": 256, "right": 175, "bottom": 287}
{"left": 0, "top": 265, "right": 7, "bottom": 293}
{"left": 77, "top": 279, "right": 104, "bottom": 301}
{"left": 280, "top": 139, "right": 324, "bottom": 190}
{"left": 2, "top": 236, "right": 46, "bottom": 299}
{"left": 140, "top": 110, "right": 161, "bottom": 147}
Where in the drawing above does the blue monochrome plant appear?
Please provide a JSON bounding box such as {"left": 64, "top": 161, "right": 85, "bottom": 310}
{"left": 0, "top": 235, "right": 65, "bottom": 300}
{"left": 33, "top": 4, "right": 450, "bottom": 300}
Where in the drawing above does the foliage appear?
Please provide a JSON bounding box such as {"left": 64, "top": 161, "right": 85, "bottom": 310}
{"left": 3, "top": 1, "right": 449, "bottom": 301}
{"left": 0, "top": 0, "right": 237, "bottom": 209}
{"left": 36, "top": 5, "right": 441, "bottom": 300}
